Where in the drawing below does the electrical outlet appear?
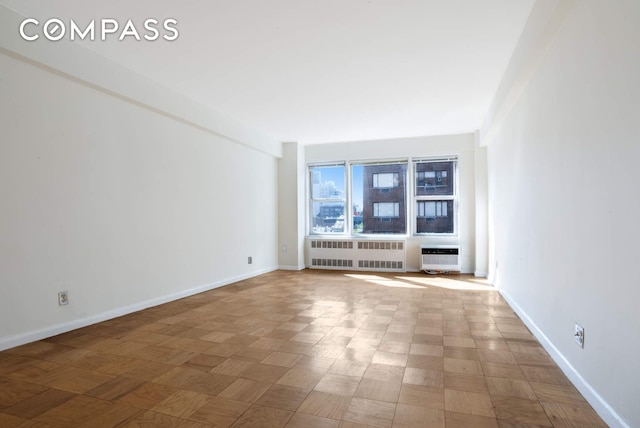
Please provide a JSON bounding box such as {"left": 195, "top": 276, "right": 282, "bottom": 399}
{"left": 574, "top": 323, "right": 584, "bottom": 348}
{"left": 58, "top": 291, "right": 69, "bottom": 306}
{"left": 248, "top": 256, "right": 252, "bottom": 264}
{"left": 282, "top": 245, "right": 287, "bottom": 252}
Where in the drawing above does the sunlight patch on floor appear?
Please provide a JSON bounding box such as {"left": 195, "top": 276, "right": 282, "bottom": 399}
{"left": 344, "top": 273, "right": 427, "bottom": 289}
{"left": 396, "top": 275, "right": 495, "bottom": 291}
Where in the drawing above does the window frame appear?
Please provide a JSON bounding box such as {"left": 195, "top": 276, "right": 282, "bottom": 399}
{"left": 307, "top": 156, "right": 458, "bottom": 237}
{"left": 412, "top": 157, "right": 458, "bottom": 236}
{"left": 308, "top": 163, "right": 347, "bottom": 235}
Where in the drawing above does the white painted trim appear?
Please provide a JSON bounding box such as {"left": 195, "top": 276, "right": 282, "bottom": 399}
{"left": 474, "top": 271, "right": 488, "bottom": 278}
{"left": 278, "top": 265, "right": 306, "bottom": 271}
{"left": 500, "top": 289, "right": 630, "bottom": 428}
{"left": 0, "top": 266, "right": 278, "bottom": 352}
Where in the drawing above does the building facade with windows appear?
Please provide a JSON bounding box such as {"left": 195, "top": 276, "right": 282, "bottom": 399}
{"left": 362, "top": 164, "right": 406, "bottom": 234}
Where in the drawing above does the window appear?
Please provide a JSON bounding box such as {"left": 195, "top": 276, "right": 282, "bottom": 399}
{"left": 417, "top": 200, "right": 451, "bottom": 218}
{"left": 414, "top": 159, "right": 456, "bottom": 234}
{"left": 309, "top": 164, "right": 345, "bottom": 234}
{"left": 372, "top": 173, "right": 398, "bottom": 188}
{"left": 373, "top": 202, "right": 400, "bottom": 217}
{"left": 352, "top": 162, "right": 407, "bottom": 235}
{"left": 309, "top": 158, "right": 457, "bottom": 236}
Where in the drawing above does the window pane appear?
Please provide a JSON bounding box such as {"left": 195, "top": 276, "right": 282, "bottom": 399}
{"left": 416, "top": 200, "right": 454, "bottom": 233}
{"left": 425, "top": 201, "right": 436, "bottom": 217}
{"left": 373, "top": 202, "right": 399, "bottom": 217}
{"left": 312, "top": 201, "right": 345, "bottom": 233}
{"left": 352, "top": 165, "right": 364, "bottom": 233}
{"left": 373, "top": 173, "right": 396, "bottom": 188}
{"left": 310, "top": 165, "right": 345, "bottom": 199}
{"left": 416, "top": 161, "right": 454, "bottom": 196}
{"left": 357, "top": 163, "right": 406, "bottom": 234}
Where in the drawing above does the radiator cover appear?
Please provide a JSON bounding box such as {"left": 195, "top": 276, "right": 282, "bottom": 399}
{"left": 308, "top": 238, "right": 406, "bottom": 272}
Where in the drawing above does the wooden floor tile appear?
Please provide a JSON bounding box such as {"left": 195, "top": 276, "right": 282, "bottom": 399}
{"left": 354, "top": 378, "right": 401, "bottom": 402}
{"left": 123, "top": 410, "right": 187, "bottom": 427}
{"left": 262, "top": 351, "right": 302, "bottom": 368}
{"left": 117, "top": 382, "right": 178, "bottom": 410}
{"left": 491, "top": 396, "right": 552, "bottom": 426}
{"left": 363, "top": 363, "right": 404, "bottom": 383}
{"left": 298, "top": 391, "right": 352, "bottom": 419}
{"left": 406, "top": 355, "right": 444, "bottom": 371}
{"left": 480, "top": 362, "right": 526, "bottom": 380}
{"left": 277, "top": 366, "right": 325, "bottom": 389}
{"left": 371, "top": 351, "right": 408, "bottom": 367}
{"left": 286, "top": 412, "right": 340, "bottom": 428}
{"left": 444, "top": 373, "right": 489, "bottom": 393}
{"left": 403, "top": 367, "right": 444, "bottom": 387}
{"left": 241, "top": 363, "right": 290, "bottom": 384}
{"left": 445, "top": 411, "right": 499, "bottom": 428}
{"left": 2, "top": 388, "right": 76, "bottom": 419}
{"left": 255, "top": 384, "right": 310, "bottom": 411}
{"left": 540, "top": 400, "right": 608, "bottom": 427}
{"left": 444, "top": 389, "right": 495, "bottom": 417}
{"left": 188, "top": 395, "right": 251, "bottom": 426}
{"left": 520, "top": 365, "right": 573, "bottom": 386}
{"left": 85, "top": 375, "right": 146, "bottom": 401}
{"left": 486, "top": 377, "right": 537, "bottom": 400}
{"left": 31, "top": 366, "right": 114, "bottom": 394}
{"left": 0, "top": 378, "right": 49, "bottom": 408}
{"left": 210, "top": 358, "right": 256, "bottom": 376}
{"left": 0, "top": 413, "right": 27, "bottom": 427}
{"left": 150, "top": 389, "right": 209, "bottom": 419}
{"left": 33, "top": 395, "right": 113, "bottom": 427}
{"left": 409, "top": 343, "right": 443, "bottom": 357}
{"left": 314, "top": 373, "right": 361, "bottom": 396}
{"left": 231, "top": 404, "right": 293, "bottom": 427}
{"left": 398, "top": 384, "right": 444, "bottom": 409}
{"left": 219, "top": 378, "right": 271, "bottom": 403}
{"left": 342, "top": 397, "right": 396, "bottom": 428}
{"left": 529, "top": 381, "right": 588, "bottom": 406}
{"left": 76, "top": 402, "right": 142, "bottom": 427}
{"left": 393, "top": 403, "right": 444, "bottom": 428}
{"left": 443, "top": 336, "right": 476, "bottom": 348}
{"left": 0, "top": 271, "right": 606, "bottom": 428}
{"left": 328, "top": 360, "right": 368, "bottom": 377}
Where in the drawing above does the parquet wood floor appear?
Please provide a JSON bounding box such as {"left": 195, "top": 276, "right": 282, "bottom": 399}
{"left": 0, "top": 270, "right": 607, "bottom": 427}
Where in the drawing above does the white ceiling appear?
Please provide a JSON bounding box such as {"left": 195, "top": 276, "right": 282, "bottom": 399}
{"left": 1, "top": 0, "right": 534, "bottom": 145}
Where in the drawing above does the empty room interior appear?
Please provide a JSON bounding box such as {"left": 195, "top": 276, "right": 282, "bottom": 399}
{"left": 0, "top": 1, "right": 638, "bottom": 427}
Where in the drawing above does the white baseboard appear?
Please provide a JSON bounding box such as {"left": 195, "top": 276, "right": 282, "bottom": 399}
{"left": 500, "top": 289, "right": 629, "bottom": 428}
{"left": 278, "top": 265, "right": 306, "bottom": 271}
{"left": 474, "top": 271, "right": 488, "bottom": 278}
{"left": 0, "top": 266, "right": 278, "bottom": 352}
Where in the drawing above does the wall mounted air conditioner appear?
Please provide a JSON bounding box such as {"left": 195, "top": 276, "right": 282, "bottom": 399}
{"left": 421, "top": 245, "right": 461, "bottom": 273}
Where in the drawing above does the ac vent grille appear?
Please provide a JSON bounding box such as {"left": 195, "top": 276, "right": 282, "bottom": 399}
{"left": 311, "top": 240, "right": 353, "bottom": 249}
{"left": 358, "top": 260, "right": 404, "bottom": 270}
{"left": 312, "top": 258, "right": 353, "bottom": 268}
{"left": 423, "top": 254, "right": 459, "bottom": 266}
{"left": 357, "top": 241, "right": 403, "bottom": 250}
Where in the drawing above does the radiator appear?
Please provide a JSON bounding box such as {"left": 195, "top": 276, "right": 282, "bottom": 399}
{"left": 421, "top": 246, "right": 461, "bottom": 272}
{"left": 308, "top": 238, "right": 406, "bottom": 272}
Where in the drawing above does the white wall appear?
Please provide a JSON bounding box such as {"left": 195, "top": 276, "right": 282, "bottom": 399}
{"left": 486, "top": 1, "right": 640, "bottom": 426}
{"left": 278, "top": 142, "right": 306, "bottom": 270}
{"left": 0, "top": 51, "right": 278, "bottom": 350}
{"left": 305, "top": 134, "right": 477, "bottom": 273}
